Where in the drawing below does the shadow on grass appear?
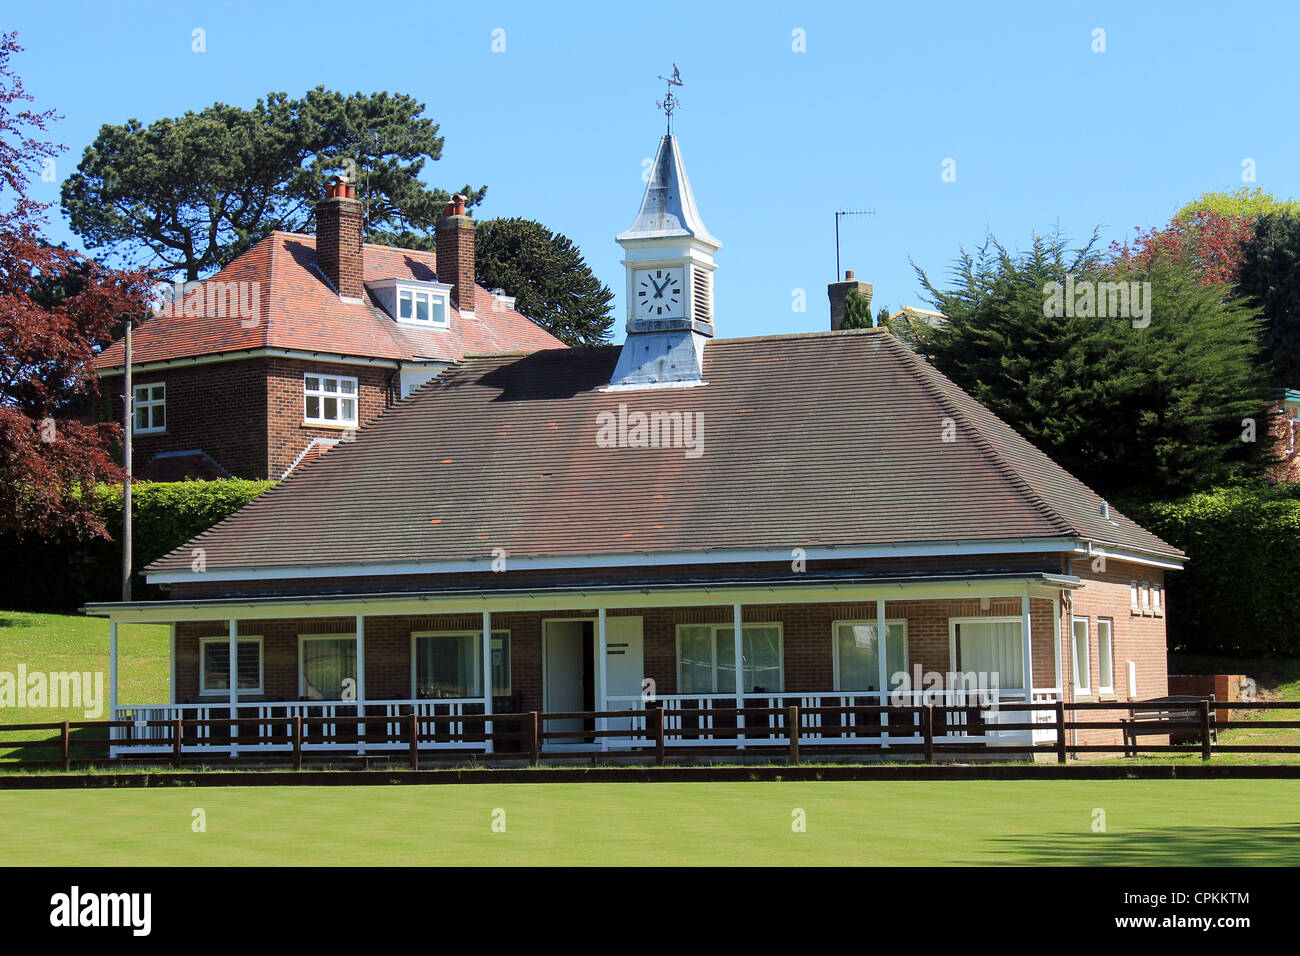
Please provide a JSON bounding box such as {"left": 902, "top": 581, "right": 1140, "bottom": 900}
{"left": 984, "top": 823, "right": 1300, "bottom": 866}
{"left": 0, "top": 724, "right": 110, "bottom": 766}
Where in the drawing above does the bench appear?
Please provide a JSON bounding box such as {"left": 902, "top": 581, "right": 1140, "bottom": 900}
{"left": 1121, "top": 696, "right": 1216, "bottom": 757}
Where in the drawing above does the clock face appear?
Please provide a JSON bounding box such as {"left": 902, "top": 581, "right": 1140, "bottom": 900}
{"left": 635, "top": 268, "right": 684, "bottom": 319}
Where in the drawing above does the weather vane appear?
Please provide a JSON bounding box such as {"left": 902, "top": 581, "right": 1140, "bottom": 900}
{"left": 656, "top": 64, "right": 683, "bottom": 134}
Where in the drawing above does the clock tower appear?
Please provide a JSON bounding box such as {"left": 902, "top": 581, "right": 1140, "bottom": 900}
{"left": 608, "top": 132, "right": 721, "bottom": 387}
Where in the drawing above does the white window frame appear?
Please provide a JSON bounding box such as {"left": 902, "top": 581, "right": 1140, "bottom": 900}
{"left": 831, "top": 619, "right": 909, "bottom": 692}
{"left": 1130, "top": 580, "right": 1140, "bottom": 613}
{"left": 1151, "top": 583, "right": 1162, "bottom": 616}
{"left": 303, "top": 373, "right": 359, "bottom": 427}
{"left": 947, "top": 616, "right": 1026, "bottom": 693}
{"left": 132, "top": 382, "right": 166, "bottom": 434}
{"left": 297, "top": 633, "right": 358, "bottom": 700}
{"left": 199, "top": 635, "right": 263, "bottom": 696}
{"left": 1140, "top": 582, "right": 1152, "bottom": 615}
{"left": 1071, "top": 616, "right": 1092, "bottom": 695}
{"left": 410, "top": 630, "right": 511, "bottom": 699}
{"left": 395, "top": 285, "right": 450, "bottom": 328}
{"left": 1096, "top": 618, "right": 1115, "bottom": 695}
{"left": 674, "top": 623, "right": 785, "bottom": 694}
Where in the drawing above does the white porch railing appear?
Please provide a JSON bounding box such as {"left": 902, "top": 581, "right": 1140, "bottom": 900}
{"left": 111, "top": 698, "right": 490, "bottom": 754}
{"left": 604, "top": 688, "right": 1062, "bottom": 749}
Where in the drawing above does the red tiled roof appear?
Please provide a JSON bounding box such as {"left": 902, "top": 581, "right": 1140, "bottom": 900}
{"left": 94, "top": 232, "right": 563, "bottom": 370}
{"left": 146, "top": 329, "right": 1182, "bottom": 576}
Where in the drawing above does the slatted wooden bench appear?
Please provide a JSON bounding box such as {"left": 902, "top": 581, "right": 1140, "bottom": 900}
{"left": 1121, "top": 696, "right": 1216, "bottom": 756}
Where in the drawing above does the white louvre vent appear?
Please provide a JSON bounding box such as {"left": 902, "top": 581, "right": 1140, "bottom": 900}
{"left": 691, "top": 267, "right": 712, "bottom": 324}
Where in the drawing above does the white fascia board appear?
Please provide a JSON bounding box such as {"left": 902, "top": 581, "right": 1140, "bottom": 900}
{"left": 97, "top": 348, "right": 406, "bottom": 377}
{"left": 90, "top": 576, "right": 1076, "bottom": 625}
{"left": 1068, "top": 540, "right": 1186, "bottom": 571}
{"left": 145, "top": 537, "right": 1087, "bottom": 586}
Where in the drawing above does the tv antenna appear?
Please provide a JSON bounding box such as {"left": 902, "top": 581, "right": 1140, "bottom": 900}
{"left": 834, "top": 209, "right": 876, "bottom": 279}
{"left": 656, "top": 64, "right": 683, "bottom": 134}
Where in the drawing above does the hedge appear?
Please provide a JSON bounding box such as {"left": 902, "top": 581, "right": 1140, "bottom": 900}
{"left": 1127, "top": 484, "right": 1300, "bottom": 656}
{"left": 0, "top": 479, "right": 275, "bottom": 611}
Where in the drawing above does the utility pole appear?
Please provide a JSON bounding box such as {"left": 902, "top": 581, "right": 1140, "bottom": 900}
{"left": 122, "top": 316, "right": 132, "bottom": 603}
{"left": 834, "top": 209, "right": 876, "bottom": 279}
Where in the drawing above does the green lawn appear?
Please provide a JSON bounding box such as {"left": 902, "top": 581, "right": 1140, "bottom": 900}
{"left": 0, "top": 780, "right": 1295, "bottom": 865}
{"left": 0, "top": 611, "right": 169, "bottom": 757}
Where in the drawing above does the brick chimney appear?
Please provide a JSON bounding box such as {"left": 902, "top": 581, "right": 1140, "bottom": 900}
{"left": 316, "top": 177, "right": 364, "bottom": 299}
{"left": 436, "top": 194, "right": 476, "bottom": 312}
{"left": 828, "top": 269, "right": 873, "bottom": 330}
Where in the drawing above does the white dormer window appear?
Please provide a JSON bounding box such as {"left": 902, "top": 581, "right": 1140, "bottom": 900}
{"left": 396, "top": 287, "right": 448, "bottom": 327}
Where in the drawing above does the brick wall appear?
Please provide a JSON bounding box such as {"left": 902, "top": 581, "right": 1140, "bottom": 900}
{"left": 171, "top": 597, "right": 1060, "bottom": 714}
{"left": 264, "top": 358, "right": 393, "bottom": 478}
{"left": 109, "top": 359, "right": 269, "bottom": 478}
{"left": 109, "top": 356, "right": 396, "bottom": 480}
{"left": 1065, "top": 557, "right": 1170, "bottom": 750}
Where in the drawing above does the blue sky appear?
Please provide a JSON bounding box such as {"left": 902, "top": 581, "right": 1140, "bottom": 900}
{"left": 10, "top": 1, "right": 1300, "bottom": 341}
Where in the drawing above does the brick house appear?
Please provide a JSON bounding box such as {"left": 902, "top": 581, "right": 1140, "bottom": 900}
{"left": 94, "top": 183, "right": 564, "bottom": 480}
{"left": 89, "top": 132, "right": 1184, "bottom": 759}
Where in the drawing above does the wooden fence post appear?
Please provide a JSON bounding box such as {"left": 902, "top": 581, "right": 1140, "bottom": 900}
{"left": 172, "top": 717, "right": 182, "bottom": 769}
{"left": 787, "top": 705, "right": 799, "bottom": 765}
{"left": 409, "top": 712, "right": 420, "bottom": 771}
{"left": 923, "top": 706, "right": 934, "bottom": 763}
{"left": 61, "top": 720, "right": 70, "bottom": 772}
{"left": 528, "top": 712, "right": 540, "bottom": 767}
{"left": 1200, "top": 699, "right": 1212, "bottom": 761}
{"left": 1054, "top": 700, "right": 1067, "bottom": 764}
{"left": 655, "top": 707, "right": 666, "bottom": 767}
{"left": 293, "top": 714, "right": 303, "bottom": 771}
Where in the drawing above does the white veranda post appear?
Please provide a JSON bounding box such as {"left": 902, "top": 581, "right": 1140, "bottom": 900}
{"left": 482, "top": 610, "right": 493, "bottom": 754}
{"left": 732, "top": 603, "right": 745, "bottom": 749}
{"left": 109, "top": 622, "right": 119, "bottom": 751}
{"left": 1021, "top": 595, "right": 1036, "bottom": 733}
{"left": 877, "top": 598, "right": 889, "bottom": 746}
{"left": 228, "top": 618, "right": 238, "bottom": 757}
{"left": 355, "top": 614, "right": 366, "bottom": 755}
{"left": 597, "top": 608, "right": 609, "bottom": 751}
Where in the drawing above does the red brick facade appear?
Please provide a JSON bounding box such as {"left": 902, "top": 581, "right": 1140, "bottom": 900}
{"left": 173, "top": 596, "right": 1065, "bottom": 711}
{"left": 108, "top": 356, "right": 397, "bottom": 480}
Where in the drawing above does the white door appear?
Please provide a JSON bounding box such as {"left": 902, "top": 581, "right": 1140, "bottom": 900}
{"left": 603, "top": 617, "right": 644, "bottom": 739}
{"left": 544, "top": 621, "right": 587, "bottom": 738}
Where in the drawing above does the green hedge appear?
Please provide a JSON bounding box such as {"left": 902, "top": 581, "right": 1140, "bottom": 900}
{"left": 1127, "top": 484, "right": 1300, "bottom": 656}
{"left": 0, "top": 480, "right": 275, "bottom": 611}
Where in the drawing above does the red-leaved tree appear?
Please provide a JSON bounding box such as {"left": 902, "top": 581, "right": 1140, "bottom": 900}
{"left": 0, "top": 32, "right": 151, "bottom": 539}
{"left": 1110, "top": 209, "right": 1255, "bottom": 287}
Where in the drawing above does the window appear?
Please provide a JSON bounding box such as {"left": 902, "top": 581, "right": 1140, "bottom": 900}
{"left": 304, "top": 374, "right": 358, "bottom": 426}
{"left": 1072, "top": 617, "right": 1091, "bottom": 694}
{"left": 133, "top": 383, "right": 165, "bottom": 434}
{"left": 298, "top": 635, "right": 357, "bottom": 700}
{"left": 833, "top": 621, "right": 908, "bottom": 693}
{"left": 1151, "top": 583, "right": 1162, "bottom": 616}
{"left": 412, "top": 631, "right": 510, "bottom": 699}
{"left": 952, "top": 619, "right": 1024, "bottom": 691}
{"left": 199, "top": 637, "right": 263, "bottom": 695}
{"left": 676, "top": 624, "right": 783, "bottom": 695}
{"left": 396, "top": 286, "right": 448, "bottom": 327}
{"left": 1140, "top": 582, "right": 1152, "bottom": 615}
{"left": 1130, "top": 581, "right": 1140, "bottom": 613}
{"left": 1097, "top": 619, "right": 1114, "bottom": 694}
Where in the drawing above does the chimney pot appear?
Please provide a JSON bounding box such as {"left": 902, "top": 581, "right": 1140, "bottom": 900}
{"left": 845, "top": 270, "right": 854, "bottom": 280}
{"left": 436, "top": 196, "right": 476, "bottom": 311}
{"left": 316, "top": 179, "right": 364, "bottom": 299}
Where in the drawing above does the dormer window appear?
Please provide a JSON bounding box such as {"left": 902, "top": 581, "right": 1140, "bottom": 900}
{"left": 397, "top": 287, "right": 448, "bottom": 326}
{"left": 370, "top": 278, "right": 454, "bottom": 329}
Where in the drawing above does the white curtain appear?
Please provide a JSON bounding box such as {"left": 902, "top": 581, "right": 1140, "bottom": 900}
{"left": 955, "top": 622, "right": 1023, "bottom": 690}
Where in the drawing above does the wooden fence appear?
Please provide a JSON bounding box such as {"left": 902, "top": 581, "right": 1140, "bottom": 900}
{"left": 2, "top": 699, "right": 1298, "bottom": 770}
